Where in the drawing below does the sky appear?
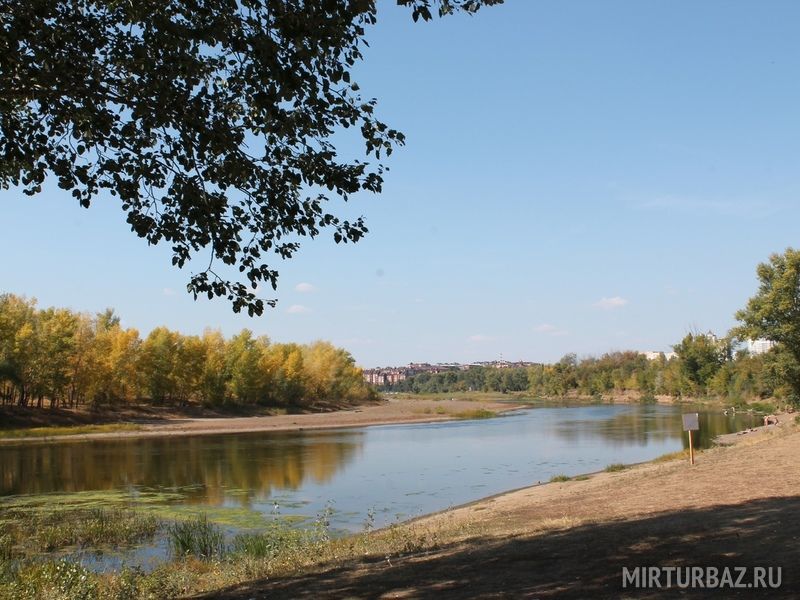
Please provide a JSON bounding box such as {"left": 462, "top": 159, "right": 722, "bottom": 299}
{"left": 3, "top": 1, "right": 800, "bottom": 368}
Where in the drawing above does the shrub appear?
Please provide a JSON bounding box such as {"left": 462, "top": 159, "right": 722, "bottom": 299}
{"left": 7, "top": 560, "right": 98, "bottom": 600}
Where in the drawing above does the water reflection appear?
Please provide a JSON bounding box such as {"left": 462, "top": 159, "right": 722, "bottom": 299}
{"left": 0, "top": 430, "right": 363, "bottom": 504}
{"left": 0, "top": 405, "right": 758, "bottom": 534}
{"left": 551, "top": 405, "right": 760, "bottom": 448}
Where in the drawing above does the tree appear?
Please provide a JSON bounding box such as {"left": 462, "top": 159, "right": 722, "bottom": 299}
{"left": 226, "top": 329, "right": 267, "bottom": 404}
{"left": 32, "top": 307, "right": 78, "bottom": 407}
{"left": 672, "top": 332, "right": 725, "bottom": 396}
{"left": 1, "top": 0, "right": 501, "bottom": 315}
{"left": 200, "top": 329, "right": 229, "bottom": 405}
{"left": 139, "top": 326, "right": 181, "bottom": 403}
{"left": 733, "top": 248, "right": 800, "bottom": 401}
{"left": 0, "top": 294, "right": 36, "bottom": 405}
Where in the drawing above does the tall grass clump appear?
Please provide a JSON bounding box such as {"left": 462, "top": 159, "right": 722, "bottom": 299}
{"left": 654, "top": 449, "right": 690, "bottom": 463}
{"left": 0, "top": 532, "right": 12, "bottom": 562}
{"left": 168, "top": 515, "right": 225, "bottom": 560}
{"left": 0, "top": 508, "right": 161, "bottom": 554}
{"left": 31, "top": 508, "right": 161, "bottom": 552}
{"left": 605, "top": 463, "right": 627, "bottom": 472}
{"left": 455, "top": 409, "right": 496, "bottom": 420}
{"left": 549, "top": 474, "right": 570, "bottom": 483}
{"left": 231, "top": 524, "right": 306, "bottom": 560}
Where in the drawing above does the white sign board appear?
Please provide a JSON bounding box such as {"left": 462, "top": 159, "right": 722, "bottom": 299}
{"left": 682, "top": 412, "right": 699, "bottom": 432}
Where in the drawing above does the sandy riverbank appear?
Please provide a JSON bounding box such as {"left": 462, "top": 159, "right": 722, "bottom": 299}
{"left": 0, "top": 397, "right": 520, "bottom": 444}
{"left": 201, "top": 413, "right": 799, "bottom": 599}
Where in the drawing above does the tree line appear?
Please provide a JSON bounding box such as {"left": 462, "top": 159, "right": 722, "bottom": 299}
{"left": 386, "top": 339, "right": 794, "bottom": 403}
{"left": 0, "top": 294, "right": 376, "bottom": 410}
{"left": 390, "top": 248, "right": 800, "bottom": 404}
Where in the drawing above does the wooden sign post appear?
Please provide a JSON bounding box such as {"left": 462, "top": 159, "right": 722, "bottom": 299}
{"left": 682, "top": 412, "right": 699, "bottom": 465}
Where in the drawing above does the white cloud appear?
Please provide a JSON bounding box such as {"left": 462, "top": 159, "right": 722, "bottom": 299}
{"left": 286, "top": 304, "right": 311, "bottom": 314}
{"left": 294, "top": 282, "right": 317, "bottom": 293}
{"left": 594, "top": 296, "right": 629, "bottom": 310}
{"left": 534, "top": 323, "right": 568, "bottom": 336}
{"left": 162, "top": 288, "right": 176, "bottom": 297}
{"left": 468, "top": 334, "right": 494, "bottom": 342}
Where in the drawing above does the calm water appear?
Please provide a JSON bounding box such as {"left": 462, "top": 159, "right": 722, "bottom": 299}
{"left": 0, "top": 403, "right": 758, "bottom": 568}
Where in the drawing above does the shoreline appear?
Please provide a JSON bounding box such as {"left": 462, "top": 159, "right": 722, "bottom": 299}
{"left": 397, "top": 410, "right": 792, "bottom": 531}
{"left": 0, "top": 397, "right": 521, "bottom": 445}
{"left": 198, "top": 412, "right": 799, "bottom": 599}
{"left": 0, "top": 393, "right": 778, "bottom": 445}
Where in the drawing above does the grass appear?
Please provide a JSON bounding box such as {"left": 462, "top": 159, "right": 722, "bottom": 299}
{"left": 390, "top": 391, "right": 511, "bottom": 402}
{"left": 415, "top": 406, "right": 448, "bottom": 415}
{"left": 0, "top": 504, "right": 470, "bottom": 600}
{"left": 415, "top": 407, "right": 497, "bottom": 419}
{"left": 604, "top": 463, "right": 627, "bottom": 473}
{"left": 0, "top": 423, "right": 142, "bottom": 439}
{"left": 654, "top": 449, "right": 691, "bottom": 463}
{"left": 167, "top": 515, "right": 225, "bottom": 560}
{"left": 1, "top": 560, "right": 99, "bottom": 600}
{"left": 742, "top": 400, "right": 777, "bottom": 414}
{"left": 549, "top": 473, "right": 590, "bottom": 483}
{"left": 37, "top": 509, "right": 160, "bottom": 552}
{"left": 454, "top": 409, "right": 497, "bottom": 420}
{"left": 0, "top": 508, "right": 161, "bottom": 555}
{"left": 231, "top": 526, "right": 306, "bottom": 560}
{"left": 0, "top": 534, "right": 12, "bottom": 561}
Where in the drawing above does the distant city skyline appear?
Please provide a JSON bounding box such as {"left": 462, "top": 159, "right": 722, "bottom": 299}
{"left": 4, "top": 2, "right": 800, "bottom": 369}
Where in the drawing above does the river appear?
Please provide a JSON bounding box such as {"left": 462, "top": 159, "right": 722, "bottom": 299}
{"left": 0, "top": 403, "right": 759, "bottom": 569}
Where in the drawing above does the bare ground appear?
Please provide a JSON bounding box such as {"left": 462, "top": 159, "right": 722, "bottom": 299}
{"left": 0, "top": 397, "right": 518, "bottom": 443}
{"left": 196, "top": 416, "right": 800, "bottom": 599}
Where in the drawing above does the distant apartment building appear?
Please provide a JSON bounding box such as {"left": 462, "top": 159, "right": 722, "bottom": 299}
{"left": 362, "top": 360, "right": 534, "bottom": 386}
{"left": 408, "top": 363, "right": 459, "bottom": 374}
{"left": 747, "top": 338, "right": 776, "bottom": 356}
{"left": 363, "top": 368, "right": 409, "bottom": 386}
{"left": 362, "top": 362, "right": 457, "bottom": 386}
{"left": 470, "top": 360, "right": 537, "bottom": 369}
{"left": 642, "top": 351, "right": 678, "bottom": 361}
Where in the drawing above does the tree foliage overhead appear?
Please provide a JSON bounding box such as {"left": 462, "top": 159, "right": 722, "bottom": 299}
{"left": 0, "top": 0, "right": 501, "bottom": 315}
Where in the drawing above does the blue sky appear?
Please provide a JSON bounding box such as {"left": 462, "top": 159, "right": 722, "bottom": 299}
{"left": 3, "top": 1, "right": 800, "bottom": 368}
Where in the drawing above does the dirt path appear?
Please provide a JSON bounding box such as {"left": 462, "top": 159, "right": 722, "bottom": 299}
{"left": 0, "top": 398, "right": 519, "bottom": 444}
{"left": 200, "top": 418, "right": 799, "bottom": 599}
